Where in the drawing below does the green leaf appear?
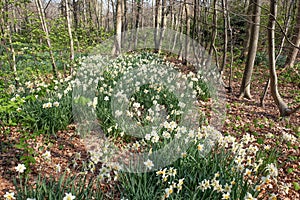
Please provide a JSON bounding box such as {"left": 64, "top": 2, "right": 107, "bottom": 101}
{"left": 293, "top": 182, "right": 300, "bottom": 191}
{"left": 287, "top": 168, "right": 294, "bottom": 174}
{"left": 257, "top": 138, "right": 264, "bottom": 145}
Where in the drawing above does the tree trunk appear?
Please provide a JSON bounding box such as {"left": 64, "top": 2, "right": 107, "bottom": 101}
{"left": 121, "top": 0, "right": 127, "bottom": 47}
{"left": 154, "top": 0, "right": 160, "bottom": 52}
{"left": 35, "top": 0, "right": 57, "bottom": 77}
{"left": 239, "top": 0, "right": 261, "bottom": 99}
{"left": 171, "top": 1, "right": 182, "bottom": 52}
{"left": 268, "top": 0, "right": 299, "bottom": 117}
{"left": 134, "top": 0, "right": 141, "bottom": 48}
{"left": 73, "top": 0, "right": 78, "bottom": 30}
{"left": 220, "top": 0, "right": 228, "bottom": 75}
{"left": 114, "top": 0, "right": 123, "bottom": 55}
{"left": 209, "top": 0, "right": 217, "bottom": 56}
{"left": 260, "top": 0, "right": 294, "bottom": 106}
{"left": 242, "top": 0, "right": 253, "bottom": 59}
{"left": 157, "top": 0, "right": 167, "bottom": 53}
{"left": 83, "top": 0, "right": 87, "bottom": 26}
{"left": 65, "top": 0, "right": 74, "bottom": 62}
{"left": 183, "top": 1, "right": 190, "bottom": 65}
{"left": 284, "top": 0, "right": 300, "bottom": 68}
{"left": 226, "top": 0, "right": 233, "bottom": 93}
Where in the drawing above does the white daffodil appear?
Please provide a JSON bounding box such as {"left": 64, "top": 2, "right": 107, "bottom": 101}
{"left": 144, "top": 159, "right": 154, "bottom": 170}
{"left": 63, "top": 193, "right": 75, "bottom": 200}
{"left": 15, "top": 163, "right": 26, "bottom": 173}
{"left": 4, "top": 192, "right": 15, "bottom": 200}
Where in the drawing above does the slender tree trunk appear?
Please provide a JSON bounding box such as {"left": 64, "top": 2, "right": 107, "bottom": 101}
{"left": 268, "top": 0, "right": 299, "bottom": 117}
{"left": 268, "top": 1, "right": 282, "bottom": 111}
{"left": 239, "top": 0, "right": 261, "bottom": 99}
{"left": 171, "top": 1, "right": 182, "bottom": 52}
{"left": 65, "top": 0, "right": 74, "bottom": 62}
{"left": 83, "top": 0, "right": 87, "bottom": 26}
{"left": 122, "top": 0, "right": 127, "bottom": 47}
{"left": 157, "top": 0, "right": 167, "bottom": 52}
{"left": 284, "top": 0, "right": 300, "bottom": 68}
{"left": 73, "top": 0, "right": 78, "bottom": 30}
{"left": 134, "top": 0, "right": 141, "bottom": 48}
{"left": 114, "top": 0, "right": 123, "bottom": 55}
{"left": 154, "top": 0, "right": 160, "bottom": 52}
{"left": 209, "top": 0, "right": 217, "bottom": 56}
{"left": 100, "top": 0, "right": 103, "bottom": 28}
{"left": 94, "top": 0, "right": 101, "bottom": 30}
{"left": 183, "top": 1, "right": 190, "bottom": 65}
{"left": 177, "top": 1, "right": 184, "bottom": 60}
{"left": 276, "top": 0, "right": 294, "bottom": 61}
{"left": 106, "top": 1, "right": 110, "bottom": 32}
{"left": 242, "top": 0, "right": 253, "bottom": 59}
{"left": 226, "top": 0, "right": 233, "bottom": 93}
{"left": 209, "top": 0, "right": 219, "bottom": 69}
{"left": 260, "top": 0, "right": 294, "bottom": 106}
{"left": 220, "top": 0, "right": 228, "bottom": 75}
{"left": 35, "top": 0, "right": 57, "bottom": 77}
{"left": 140, "top": 0, "right": 144, "bottom": 29}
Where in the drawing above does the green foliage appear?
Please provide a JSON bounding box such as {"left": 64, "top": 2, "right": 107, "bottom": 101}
{"left": 13, "top": 173, "right": 104, "bottom": 200}
{"left": 14, "top": 129, "right": 41, "bottom": 172}
{"left": 118, "top": 139, "right": 277, "bottom": 199}
{"left": 254, "top": 51, "right": 268, "bottom": 66}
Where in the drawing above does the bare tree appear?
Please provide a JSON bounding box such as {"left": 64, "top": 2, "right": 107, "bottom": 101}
{"left": 114, "top": 0, "right": 123, "bottom": 55}
{"left": 183, "top": 0, "right": 190, "bottom": 65}
{"left": 65, "top": 0, "right": 74, "bottom": 62}
{"left": 268, "top": 0, "right": 300, "bottom": 117}
{"left": 154, "top": 0, "right": 161, "bottom": 52}
{"left": 260, "top": 0, "right": 295, "bottom": 107}
{"left": 134, "top": 0, "right": 142, "bottom": 48}
{"left": 34, "top": 0, "right": 57, "bottom": 77}
{"left": 239, "top": 0, "right": 261, "bottom": 99}
{"left": 284, "top": 0, "right": 300, "bottom": 68}
{"left": 209, "top": 0, "right": 219, "bottom": 69}
{"left": 242, "top": 0, "right": 253, "bottom": 59}
{"left": 220, "top": 0, "right": 228, "bottom": 75}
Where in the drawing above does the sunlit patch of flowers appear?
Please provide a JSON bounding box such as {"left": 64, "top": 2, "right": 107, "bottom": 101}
{"left": 156, "top": 167, "right": 184, "bottom": 199}
{"left": 71, "top": 52, "right": 283, "bottom": 199}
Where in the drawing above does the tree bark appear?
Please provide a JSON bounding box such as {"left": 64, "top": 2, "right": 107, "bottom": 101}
{"left": 242, "top": 0, "right": 253, "bottom": 59}
{"left": 114, "top": 0, "right": 123, "bottom": 55}
{"left": 220, "top": 0, "right": 228, "bottom": 74}
{"left": 260, "top": 0, "right": 294, "bottom": 107}
{"left": 209, "top": 0, "right": 219, "bottom": 69}
{"left": 65, "top": 0, "right": 74, "bottom": 62}
{"left": 284, "top": 0, "right": 300, "bottom": 68}
{"left": 35, "top": 0, "right": 57, "bottom": 77}
{"left": 154, "top": 0, "right": 160, "bottom": 52}
{"left": 134, "top": 0, "right": 142, "bottom": 48}
{"left": 183, "top": 1, "right": 190, "bottom": 65}
{"left": 122, "top": 0, "right": 127, "bottom": 47}
{"left": 268, "top": 0, "right": 299, "bottom": 117}
{"left": 239, "top": 0, "right": 261, "bottom": 99}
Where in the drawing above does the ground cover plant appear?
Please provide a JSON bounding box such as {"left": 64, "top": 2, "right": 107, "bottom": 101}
{"left": 1, "top": 50, "right": 299, "bottom": 200}
{"left": 1, "top": 1, "right": 300, "bottom": 199}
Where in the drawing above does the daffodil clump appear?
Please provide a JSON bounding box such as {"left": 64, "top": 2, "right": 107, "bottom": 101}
{"left": 2, "top": 52, "right": 288, "bottom": 199}
{"left": 1, "top": 70, "right": 74, "bottom": 135}
{"left": 117, "top": 125, "right": 282, "bottom": 199}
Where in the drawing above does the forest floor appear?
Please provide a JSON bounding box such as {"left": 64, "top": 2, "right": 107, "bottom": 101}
{"left": 0, "top": 59, "right": 299, "bottom": 199}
